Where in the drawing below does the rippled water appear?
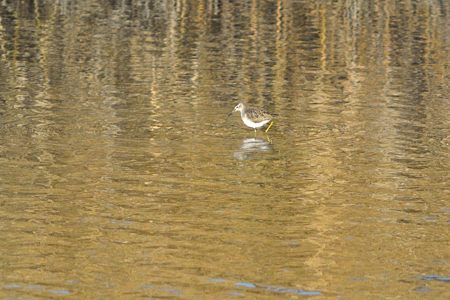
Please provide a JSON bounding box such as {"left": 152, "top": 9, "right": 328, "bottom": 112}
{"left": 1, "top": 0, "right": 449, "bottom": 299}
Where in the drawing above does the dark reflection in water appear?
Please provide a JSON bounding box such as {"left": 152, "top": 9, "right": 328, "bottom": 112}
{"left": 0, "top": 0, "right": 449, "bottom": 299}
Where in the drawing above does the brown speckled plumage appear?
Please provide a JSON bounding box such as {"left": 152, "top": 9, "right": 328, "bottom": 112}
{"left": 244, "top": 107, "right": 272, "bottom": 123}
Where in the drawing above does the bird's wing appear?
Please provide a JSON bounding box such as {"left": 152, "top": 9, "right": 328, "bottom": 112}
{"left": 246, "top": 108, "right": 272, "bottom": 123}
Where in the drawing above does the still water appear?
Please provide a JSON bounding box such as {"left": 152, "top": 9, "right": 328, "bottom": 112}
{"left": 0, "top": 0, "right": 449, "bottom": 299}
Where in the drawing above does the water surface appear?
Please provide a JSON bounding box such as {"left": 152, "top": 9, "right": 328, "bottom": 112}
{"left": 0, "top": 0, "right": 449, "bottom": 299}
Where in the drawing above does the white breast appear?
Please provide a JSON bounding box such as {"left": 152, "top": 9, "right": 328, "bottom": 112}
{"left": 242, "top": 116, "right": 270, "bottom": 129}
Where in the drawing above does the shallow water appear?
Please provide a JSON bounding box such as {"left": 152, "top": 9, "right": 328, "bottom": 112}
{"left": 0, "top": 0, "right": 449, "bottom": 299}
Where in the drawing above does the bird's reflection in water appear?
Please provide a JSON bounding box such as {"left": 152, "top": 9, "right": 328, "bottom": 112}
{"left": 233, "top": 137, "right": 273, "bottom": 160}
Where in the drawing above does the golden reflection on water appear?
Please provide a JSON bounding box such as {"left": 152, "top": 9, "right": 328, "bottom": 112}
{"left": 0, "top": 0, "right": 449, "bottom": 298}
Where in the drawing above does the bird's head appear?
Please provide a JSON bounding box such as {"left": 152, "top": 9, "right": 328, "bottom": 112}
{"left": 233, "top": 102, "right": 245, "bottom": 113}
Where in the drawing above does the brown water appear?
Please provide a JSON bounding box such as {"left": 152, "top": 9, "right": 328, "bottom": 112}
{"left": 1, "top": 1, "right": 449, "bottom": 299}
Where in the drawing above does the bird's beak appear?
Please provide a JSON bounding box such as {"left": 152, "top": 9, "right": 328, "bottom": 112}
{"left": 227, "top": 111, "right": 233, "bottom": 118}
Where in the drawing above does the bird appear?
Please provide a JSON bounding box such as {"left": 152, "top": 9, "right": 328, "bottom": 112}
{"left": 228, "top": 102, "right": 274, "bottom": 133}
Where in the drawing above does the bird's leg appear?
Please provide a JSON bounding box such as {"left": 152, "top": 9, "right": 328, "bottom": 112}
{"left": 265, "top": 121, "right": 274, "bottom": 133}
{"left": 254, "top": 129, "right": 257, "bottom": 136}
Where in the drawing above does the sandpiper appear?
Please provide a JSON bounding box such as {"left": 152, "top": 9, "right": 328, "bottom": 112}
{"left": 228, "top": 102, "right": 274, "bottom": 133}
